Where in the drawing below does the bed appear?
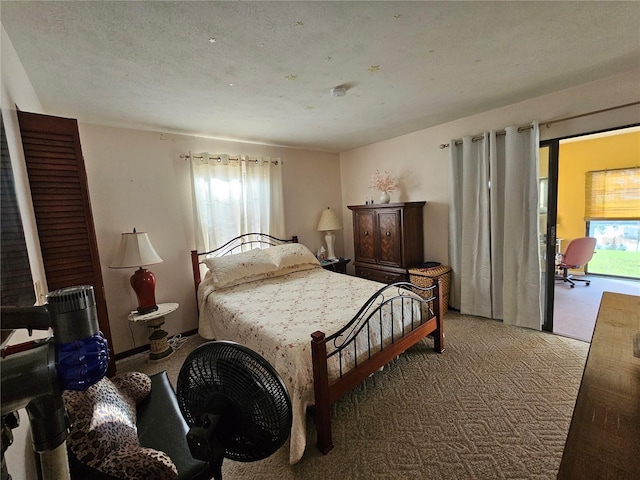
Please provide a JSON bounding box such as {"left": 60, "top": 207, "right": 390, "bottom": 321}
{"left": 190, "top": 233, "right": 445, "bottom": 464}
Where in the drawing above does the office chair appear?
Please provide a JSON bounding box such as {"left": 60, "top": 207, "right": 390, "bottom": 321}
{"left": 556, "top": 237, "right": 597, "bottom": 288}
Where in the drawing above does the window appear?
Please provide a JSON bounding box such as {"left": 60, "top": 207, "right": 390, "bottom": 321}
{"left": 587, "top": 220, "right": 640, "bottom": 279}
{"left": 189, "top": 153, "right": 285, "bottom": 252}
{"left": 585, "top": 167, "right": 640, "bottom": 279}
{"left": 1, "top": 112, "right": 35, "bottom": 306}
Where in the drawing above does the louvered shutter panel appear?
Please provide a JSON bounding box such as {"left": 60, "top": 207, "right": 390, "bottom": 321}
{"left": 17, "top": 111, "right": 115, "bottom": 376}
{"left": 1, "top": 112, "right": 36, "bottom": 307}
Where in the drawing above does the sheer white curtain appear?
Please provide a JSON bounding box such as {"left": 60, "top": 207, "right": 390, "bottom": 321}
{"left": 189, "top": 153, "right": 285, "bottom": 252}
{"left": 448, "top": 123, "right": 542, "bottom": 330}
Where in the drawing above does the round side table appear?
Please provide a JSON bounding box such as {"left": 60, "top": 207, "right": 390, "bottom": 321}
{"left": 128, "top": 303, "right": 179, "bottom": 362}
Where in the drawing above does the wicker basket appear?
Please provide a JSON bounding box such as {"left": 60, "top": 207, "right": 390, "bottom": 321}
{"left": 408, "top": 265, "right": 451, "bottom": 315}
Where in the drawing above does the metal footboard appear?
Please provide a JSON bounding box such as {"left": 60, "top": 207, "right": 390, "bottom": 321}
{"left": 311, "top": 280, "right": 445, "bottom": 455}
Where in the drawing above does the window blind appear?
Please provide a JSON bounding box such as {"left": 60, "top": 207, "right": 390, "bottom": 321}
{"left": 1, "top": 112, "right": 36, "bottom": 306}
{"left": 585, "top": 167, "right": 640, "bottom": 220}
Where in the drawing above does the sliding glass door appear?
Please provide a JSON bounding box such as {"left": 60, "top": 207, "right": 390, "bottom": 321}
{"left": 539, "top": 141, "right": 559, "bottom": 332}
{"left": 539, "top": 125, "right": 639, "bottom": 336}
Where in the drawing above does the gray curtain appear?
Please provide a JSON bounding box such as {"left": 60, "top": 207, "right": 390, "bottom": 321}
{"left": 448, "top": 133, "right": 492, "bottom": 318}
{"left": 449, "top": 123, "right": 542, "bottom": 330}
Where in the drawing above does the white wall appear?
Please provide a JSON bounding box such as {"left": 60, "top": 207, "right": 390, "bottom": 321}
{"left": 78, "top": 125, "right": 342, "bottom": 354}
{"left": 339, "top": 69, "right": 640, "bottom": 272}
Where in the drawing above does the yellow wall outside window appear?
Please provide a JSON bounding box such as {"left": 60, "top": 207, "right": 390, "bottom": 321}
{"left": 557, "top": 131, "right": 640, "bottom": 248}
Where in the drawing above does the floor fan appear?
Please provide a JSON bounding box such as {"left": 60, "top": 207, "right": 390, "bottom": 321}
{"left": 176, "top": 341, "right": 292, "bottom": 480}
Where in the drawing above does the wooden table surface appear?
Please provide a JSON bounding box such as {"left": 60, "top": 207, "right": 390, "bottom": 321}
{"left": 557, "top": 292, "right": 640, "bottom": 479}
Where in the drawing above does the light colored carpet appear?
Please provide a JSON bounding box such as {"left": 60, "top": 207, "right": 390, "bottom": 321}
{"left": 117, "top": 312, "right": 589, "bottom": 479}
{"left": 553, "top": 275, "right": 639, "bottom": 342}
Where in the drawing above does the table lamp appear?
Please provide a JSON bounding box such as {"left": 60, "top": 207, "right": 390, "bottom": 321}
{"left": 316, "top": 207, "right": 342, "bottom": 260}
{"left": 110, "top": 228, "right": 163, "bottom": 314}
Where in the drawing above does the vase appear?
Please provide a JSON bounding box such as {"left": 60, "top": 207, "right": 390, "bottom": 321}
{"left": 379, "top": 191, "right": 391, "bottom": 204}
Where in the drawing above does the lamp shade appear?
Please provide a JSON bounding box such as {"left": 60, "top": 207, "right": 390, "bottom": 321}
{"left": 110, "top": 232, "right": 163, "bottom": 268}
{"left": 110, "top": 230, "right": 162, "bottom": 314}
{"left": 316, "top": 208, "right": 342, "bottom": 232}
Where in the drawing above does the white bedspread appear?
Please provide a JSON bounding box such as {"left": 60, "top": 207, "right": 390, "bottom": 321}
{"left": 198, "top": 266, "right": 421, "bottom": 464}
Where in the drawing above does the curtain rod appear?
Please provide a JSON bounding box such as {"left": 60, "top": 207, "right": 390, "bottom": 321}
{"left": 179, "top": 153, "right": 281, "bottom": 165}
{"left": 439, "top": 101, "right": 640, "bottom": 149}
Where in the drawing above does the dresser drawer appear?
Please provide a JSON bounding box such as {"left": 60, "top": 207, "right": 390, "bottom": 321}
{"left": 355, "top": 265, "right": 406, "bottom": 284}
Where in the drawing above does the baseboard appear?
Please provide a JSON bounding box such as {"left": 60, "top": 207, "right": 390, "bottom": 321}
{"left": 113, "top": 328, "right": 199, "bottom": 361}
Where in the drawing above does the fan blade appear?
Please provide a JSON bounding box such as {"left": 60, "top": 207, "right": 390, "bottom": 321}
{"left": 176, "top": 341, "right": 293, "bottom": 463}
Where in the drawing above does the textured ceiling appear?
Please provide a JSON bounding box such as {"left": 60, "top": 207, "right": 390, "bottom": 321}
{"left": 2, "top": 1, "right": 639, "bottom": 153}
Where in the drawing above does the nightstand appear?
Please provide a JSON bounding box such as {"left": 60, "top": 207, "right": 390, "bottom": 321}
{"left": 128, "top": 302, "right": 178, "bottom": 362}
{"left": 321, "top": 258, "right": 351, "bottom": 274}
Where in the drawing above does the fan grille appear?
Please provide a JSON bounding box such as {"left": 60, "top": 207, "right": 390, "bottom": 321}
{"left": 177, "top": 341, "right": 292, "bottom": 462}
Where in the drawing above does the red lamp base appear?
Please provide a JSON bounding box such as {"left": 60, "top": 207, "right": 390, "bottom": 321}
{"left": 130, "top": 267, "right": 158, "bottom": 315}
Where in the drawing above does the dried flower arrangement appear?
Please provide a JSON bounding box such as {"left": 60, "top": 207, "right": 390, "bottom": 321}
{"left": 370, "top": 169, "right": 397, "bottom": 192}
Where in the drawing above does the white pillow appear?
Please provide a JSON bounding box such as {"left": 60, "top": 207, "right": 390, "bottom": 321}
{"left": 203, "top": 248, "right": 279, "bottom": 288}
{"left": 263, "top": 243, "right": 321, "bottom": 270}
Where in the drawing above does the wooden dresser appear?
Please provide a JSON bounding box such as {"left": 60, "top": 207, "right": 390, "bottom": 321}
{"left": 348, "top": 202, "right": 425, "bottom": 283}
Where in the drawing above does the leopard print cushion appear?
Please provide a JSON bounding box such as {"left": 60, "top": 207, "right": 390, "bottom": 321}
{"left": 101, "top": 447, "right": 178, "bottom": 479}
{"left": 111, "top": 371, "right": 152, "bottom": 404}
{"left": 63, "top": 372, "right": 178, "bottom": 480}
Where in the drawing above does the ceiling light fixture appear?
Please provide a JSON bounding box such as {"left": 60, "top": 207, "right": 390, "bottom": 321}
{"left": 330, "top": 86, "right": 347, "bottom": 97}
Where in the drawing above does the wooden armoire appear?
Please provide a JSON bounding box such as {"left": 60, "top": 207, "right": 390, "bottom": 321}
{"left": 348, "top": 202, "right": 425, "bottom": 283}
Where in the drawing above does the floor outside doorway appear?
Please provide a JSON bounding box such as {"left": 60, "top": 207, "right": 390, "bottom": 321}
{"left": 553, "top": 275, "right": 639, "bottom": 342}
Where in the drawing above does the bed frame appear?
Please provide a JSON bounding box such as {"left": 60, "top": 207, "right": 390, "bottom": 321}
{"left": 190, "top": 233, "right": 299, "bottom": 289}
{"left": 190, "top": 233, "right": 445, "bottom": 456}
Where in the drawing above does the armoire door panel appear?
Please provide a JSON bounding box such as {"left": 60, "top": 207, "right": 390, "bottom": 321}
{"left": 377, "top": 211, "right": 401, "bottom": 266}
{"left": 355, "top": 211, "right": 375, "bottom": 263}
